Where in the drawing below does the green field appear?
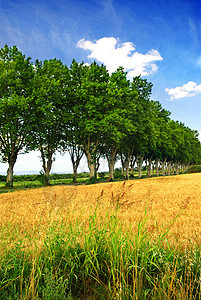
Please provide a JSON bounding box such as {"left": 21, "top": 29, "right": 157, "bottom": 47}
{"left": 0, "top": 170, "right": 150, "bottom": 193}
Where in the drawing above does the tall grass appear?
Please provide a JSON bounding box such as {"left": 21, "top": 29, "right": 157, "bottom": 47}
{"left": 0, "top": 206, "right": 200, "bottom": 299}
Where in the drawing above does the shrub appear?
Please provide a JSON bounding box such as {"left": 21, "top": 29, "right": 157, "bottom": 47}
{"left": 0, "top": 175, "right": 6, "bottom": 182}
{"left": 186, "top": 165, "right": 201, "bottom": 174}
{"left": 98, "top": 172, "right": 106, "bottom": 179}
{"left": 114, "top": 168, "right": 124, "bottom": 179}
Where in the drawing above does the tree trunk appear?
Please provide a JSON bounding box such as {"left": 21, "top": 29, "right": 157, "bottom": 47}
{"left": 137, "top": 156, "right": 144, "bottom": 179}
{"left": 44, "top": 158, "right": 53, "bottom": 185}
{"left": 6, "top": 163, "right": 15, "bottom": 187}
{"left": 165, "top": 162, "right": 168, "bottom": 175}
{"left": 184, "top": 164, "right": 188, "bottom": 173}
{"left": 40, "top": 148, "right": 53, "bottom": 186}
{"left": 6, "top": 152, "right": 18, "bottom": 187}
{"left": 89, "top": 162, "right": 96, "bottom": 180}
{"left": 73, "top": 165, "right": 78, "bottom": 183}
{"left": 130, "top": 164, "right": 134, "bottom": 178}
{"left": 167, "top": 161, "right": 172, "bottom": 176}
{"left": 161, "top": 158, "right": 167, "bottom": 176}
{"left": 172, "top": 164, "right": 175, "bottom": 175}
{"left": 68, "top": 146, "right": 84, "bottom": 183}
{"left": 45, "top": 166, "right": 51, "bottom": 185}
{"left": 106, "top": 146, "right": 118, "bottom": 181}
{"left": 121, "top": 167, "right": 124, "bottom": 177}
{"left": 108, "top": 160, "right": 115, "bottom": 181}
{"left": 120, "top": 153, "right": 125, "bottom": 177}
{"left": 6, "top": 164, "right": 14, "bottom": 186}
{"left": 85, "top": 149, "right": 96, "bottom": 182}
{"left": 125, "top": 162, "right": 129, "bottom": 180}
{"left": 130, "top": 156, "right": 136, "bottom": 178}
{"left": 182, "top": 164, "right": 186, "bottom": 174}
{"left": 182, "top": 165, "right": 184, "bottom": 174}
{"left": 152, "top": 161, "right": 155, "bottom": 177}
{"left": 147, "top": 158, "right": 152, "bottom": 178}
{"left": 94, "top": 154, "right": 101, "bottom": 180}
{"left": 145, "top": 160, "right": 148, "bottom": 176}
{"left": 155, "top": 158, "right": 159, "bottom": 177}
{"left": 84, "top": 137, "right": 99, "bottom": 183}
{"left": 125, "top": 153, "right": 132, "bottom": 180}
{"left": 175, "top": 163, "right": 180, "bottom": 175}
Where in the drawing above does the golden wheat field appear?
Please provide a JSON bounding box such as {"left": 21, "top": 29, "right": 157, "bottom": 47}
{"left": 1, "top": 173, "right": 201, "bottom": 247}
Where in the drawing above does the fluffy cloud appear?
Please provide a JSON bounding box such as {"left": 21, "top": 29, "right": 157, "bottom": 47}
{"left": 77, "top": 37, "right": 163, "bottom": 78}
{"left": 165, "top": 81, "right": 201, "bottom": 100}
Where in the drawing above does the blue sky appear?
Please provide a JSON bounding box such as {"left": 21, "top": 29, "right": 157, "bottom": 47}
{"left": 0, "top": 0, "right": 201, "bottom": 174}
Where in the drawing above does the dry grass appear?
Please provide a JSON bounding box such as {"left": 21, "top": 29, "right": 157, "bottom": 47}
{"left": 1, "top": 173, "right": 201, "bottom": 247}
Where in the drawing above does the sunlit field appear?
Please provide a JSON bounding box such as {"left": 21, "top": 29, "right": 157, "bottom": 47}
{"left": 0, "top": 173, "right": 201, "bottom": 299}
{"left": 1, "top": 173, "right": 201, "bottom": 246}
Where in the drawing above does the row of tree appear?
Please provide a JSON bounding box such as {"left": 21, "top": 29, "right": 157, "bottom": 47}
{"left": 0, "top": 44, "right": 201, "bottom": 186}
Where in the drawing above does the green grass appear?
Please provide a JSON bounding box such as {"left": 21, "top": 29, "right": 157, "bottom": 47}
{"left": 0, "top": 170, "right": 150, "bottom": 193}
{"left": 0, "top": 165, "right": 199, "bottom": 193}
{"left": 49, "top": 177, "right": 89, "bottom": 185}
{"left": 0, "top": 207, "right": 200, "bottom": 299}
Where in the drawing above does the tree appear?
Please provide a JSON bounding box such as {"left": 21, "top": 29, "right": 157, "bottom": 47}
{"left": 144, "top": 101, "right": 171, "bottom": 177}
{"left": 103, "top": 67, "right": 137, "bottom": 180}
{"left": 60, "top": 60, "right": 85, "bottom": 183}
{"left": 173, "top": 123, "right": 201, "bottom": 172}
{"left": 120, "top": 76, "right": 154, "bottom": 179}
{"left": 0, "top": 45, "right": 34, "bottom": 186}
{"left": 62, "top": 128, "right": 84, "bottom": 183}
{"left": 68, "top": 61, "right": 110, "bottom": 182}
{"left": 29, "top": 58, "right": 69, "bottom": 185}
{"left": 153, "top": 114, "right": 172, "bottom": 176}
{"left": 186, "top": 129, "right": 201, "bottom": 166}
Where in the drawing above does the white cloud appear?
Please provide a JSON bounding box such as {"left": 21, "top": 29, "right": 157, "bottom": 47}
{"left": 165, "top": 81, "right": 201, "bottom": 100}
{"left": 77, "top": 37, "right": 163, "bottom": 78}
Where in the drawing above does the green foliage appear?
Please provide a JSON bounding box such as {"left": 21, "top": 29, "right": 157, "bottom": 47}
{"left": 114, "top": 167, "right": 123, "bottom": 178}
{"left": 27, "top": 58, "right": 71, "bottom": 184}
{"left": 49, "top": 173, "right": 73, "bottom": 180}
{"left": 0, "top": 44, "right": 201, "bottom": 181}
{"left": 0, "top": 44, "right": 34, "bottom": 186}
{"left": 37, "top": 170, "right": 48, "bottom": 185}
{"left": 186, "top": 165, "right": 201, "bottom": 174}
{"left": 0, "top": 175, "right": 6, "bottom": 182}
{"left": 98, "top": 172, "right": 106, "bottom": 179}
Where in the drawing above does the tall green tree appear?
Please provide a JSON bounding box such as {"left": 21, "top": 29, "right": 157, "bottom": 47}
{"left": 173, "top": 123, "right": 201, "bottom": 172}
{"left": 103, "top": 68, "right": 137, "bottom": 180}
{"left": 60, "top": 60, "right": 86, "bottom": 183}
{"left": 0, "top": 45, "right": 34, "bottom": 186}
{"left": 29, "top": 58, "right": 69, "bottom": 185}
{"left": 144, "top": 101, "right": 170, "bottom": 177}
{"left": 68, "top": 61, "right": 110, "bottom": 182}
{"left": 186, "top": 129, "right": 201, "bottom": 166}
{"left": 152, "top": 110, "right": 172, "bottom": 176}
{"left": 120, "top": 76, "right": 153, "bottom": 179}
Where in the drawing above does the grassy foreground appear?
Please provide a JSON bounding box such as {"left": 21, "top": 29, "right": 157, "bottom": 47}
{"left": 0, "top": 173, "right": 201, "bottom": 299}
{"left": 0, "top": 209, "right": 200, "bottom": 299}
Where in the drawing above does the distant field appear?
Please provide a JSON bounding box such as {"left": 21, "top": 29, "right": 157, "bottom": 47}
{"left": 0, "top": 170, "right": 149, "bottom": 192}
{"left": 1, "top": 173, "right": 201, "bottom": 247}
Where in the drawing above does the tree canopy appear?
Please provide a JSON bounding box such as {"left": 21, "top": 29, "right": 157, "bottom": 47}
{"left": 0, "top": 44, "right": 200, "bottom": 185}
{"left": 0, "top": 45, "right": 34, "bottom": 186}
